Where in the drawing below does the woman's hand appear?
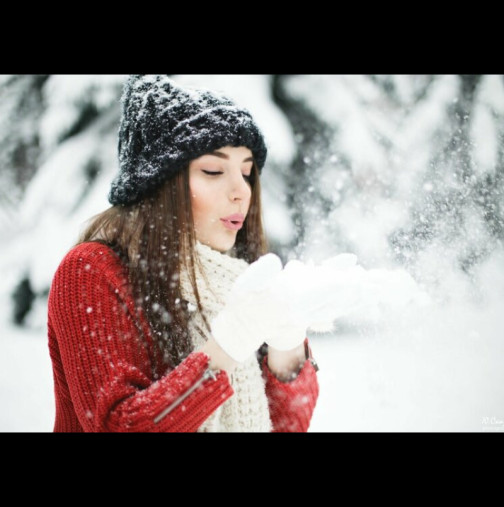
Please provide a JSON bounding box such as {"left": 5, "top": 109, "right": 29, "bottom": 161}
{"left": 266, "top": 343, "right": 306, "bottom": 382}
{"left": 199, "top": 336, "right": 240, "bottom": 374}
{"left": 210, "top": 253, "right": 284, "bottom": 362}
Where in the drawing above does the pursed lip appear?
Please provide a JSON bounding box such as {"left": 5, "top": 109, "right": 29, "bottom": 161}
{"left": 220, "top": 213, "right": 245, "bottom": 231}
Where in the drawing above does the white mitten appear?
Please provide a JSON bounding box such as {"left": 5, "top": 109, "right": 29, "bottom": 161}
{"left": 211, "top": 253, "right": 322, "bottom": 360}
{"left": 210, "top": 253, "right": 284, "bottom": 362}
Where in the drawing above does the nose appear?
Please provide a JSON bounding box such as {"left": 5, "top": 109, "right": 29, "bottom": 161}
{"left": 229, "top": 170, "right": 251, "bottom": 203}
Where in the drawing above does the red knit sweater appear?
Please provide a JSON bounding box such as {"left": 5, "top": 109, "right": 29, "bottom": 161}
{"left": 47, "top": 242, "right": 319, "bottom": 432}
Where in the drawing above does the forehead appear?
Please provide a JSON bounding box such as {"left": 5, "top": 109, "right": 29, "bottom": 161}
{"left": 197, "top": 146, "right": 253, "bottom": 162}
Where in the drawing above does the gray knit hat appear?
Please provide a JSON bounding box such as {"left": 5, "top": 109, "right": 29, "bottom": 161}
{"left": 108, "top": 75, "right": 268, "bottom": 206}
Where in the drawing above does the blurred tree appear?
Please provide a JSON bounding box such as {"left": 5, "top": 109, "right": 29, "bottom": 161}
{"left": 11, "top": 276, "right": 36, "bottom": 325}
{"left": 0, "top": 75, "right": 125, "bottom": 327}
{"left": 271, "top": 74, "right": 504, "bottom": 296}
{"left": 0, "top": 75, "right": 49, "bottom": 228}
{"left": 390, "top": 75, "right": 504, "bottom": 279}
{"left": 0, "top": 75, "right": 49, "bottom": 189}
{"left": 272, "top": 74, "right": 338, "bottom": 259}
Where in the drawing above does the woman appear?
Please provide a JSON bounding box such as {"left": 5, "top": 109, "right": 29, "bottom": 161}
{"left": 47, "top": 75, "right": 320, "bottom": 432}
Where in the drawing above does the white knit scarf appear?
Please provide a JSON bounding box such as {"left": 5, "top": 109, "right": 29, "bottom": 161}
{"left": 180, "top": 241, "right": 272, "bottom": 432}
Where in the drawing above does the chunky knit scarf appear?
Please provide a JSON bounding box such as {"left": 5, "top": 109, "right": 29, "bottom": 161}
{"left": 180, "top": 242, "right": 272, "bottom": 432}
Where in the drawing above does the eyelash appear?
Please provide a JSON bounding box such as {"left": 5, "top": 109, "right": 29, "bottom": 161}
{"left": 202, "top": 170, "right": 251, "bottom": 182}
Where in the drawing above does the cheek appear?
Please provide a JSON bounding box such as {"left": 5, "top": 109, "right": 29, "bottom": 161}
{"left": 245, "top": 187, "right": 252, "bottom": 209}
{"left": 189, "top": 178, "right": 211, "bottom": 222}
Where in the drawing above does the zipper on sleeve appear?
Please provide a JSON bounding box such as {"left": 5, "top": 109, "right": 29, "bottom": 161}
{"left": 304, "top": 340, "right": 319, "bottom": 372}
{"left": 154, "top": 368, "right": 218, "bottom": 424}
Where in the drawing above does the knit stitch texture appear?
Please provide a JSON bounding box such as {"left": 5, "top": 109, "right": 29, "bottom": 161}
{"left": 181, "top": 241, "right": 271, "bottom": 432}
{"left": 47, "top": 241, "right": 319, "bottom": 432}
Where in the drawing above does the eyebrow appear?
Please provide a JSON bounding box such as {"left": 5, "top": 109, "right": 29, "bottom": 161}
{"left": 208, "top": 151, "right": 254, "bottom": 163}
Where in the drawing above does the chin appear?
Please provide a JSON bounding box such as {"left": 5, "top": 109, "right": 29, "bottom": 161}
{"left": 202, "top": 234, "right": 236, "bottom": 253}
{"left": 215, "top": 239, "right": 236, "bottom": 253}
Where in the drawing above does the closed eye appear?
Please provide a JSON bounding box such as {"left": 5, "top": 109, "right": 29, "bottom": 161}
{"left": 202, "top": 170, "right": 223, "bottom": 176}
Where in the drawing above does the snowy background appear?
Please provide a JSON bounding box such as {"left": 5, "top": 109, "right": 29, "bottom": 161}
{"left": 1, "top": 74, "right": 503, "bottom": 432}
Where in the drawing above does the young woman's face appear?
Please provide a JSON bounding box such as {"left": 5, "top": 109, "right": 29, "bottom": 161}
{"left": 189, "top": 145, "right": 253, "bottom": 252}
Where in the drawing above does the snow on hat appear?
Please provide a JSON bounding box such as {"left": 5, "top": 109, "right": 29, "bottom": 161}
{"left": 108, "top": 75, "right": 268, "bottom": 206}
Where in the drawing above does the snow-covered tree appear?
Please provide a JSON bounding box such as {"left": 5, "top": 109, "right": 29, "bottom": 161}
{"left": 274, "top": 75, "right": 504, "bottom": 303}
{"left": 0, "top": 75, "right": 49, "bottom": 229}
{"left": 0, "top": 75, "right": 126, "bottom": 326}
{"left": 1, "top": 74, "right": 503, "bottom": 328}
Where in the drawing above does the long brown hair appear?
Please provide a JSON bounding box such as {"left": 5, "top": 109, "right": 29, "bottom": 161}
{"left": 78, "top": 159, "right": 267, "bottom": 375}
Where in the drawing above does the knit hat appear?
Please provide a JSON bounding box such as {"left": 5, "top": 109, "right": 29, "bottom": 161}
{"left": 108, "top": 75, "right": 268, "bottom": 206}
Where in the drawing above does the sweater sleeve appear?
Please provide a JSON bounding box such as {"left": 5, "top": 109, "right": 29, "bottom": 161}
{"left": 48, "top": 243, "right": 233, "bottom": 432}
{"left": 262, "top": 343, "right": 319, "bottom": 432}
